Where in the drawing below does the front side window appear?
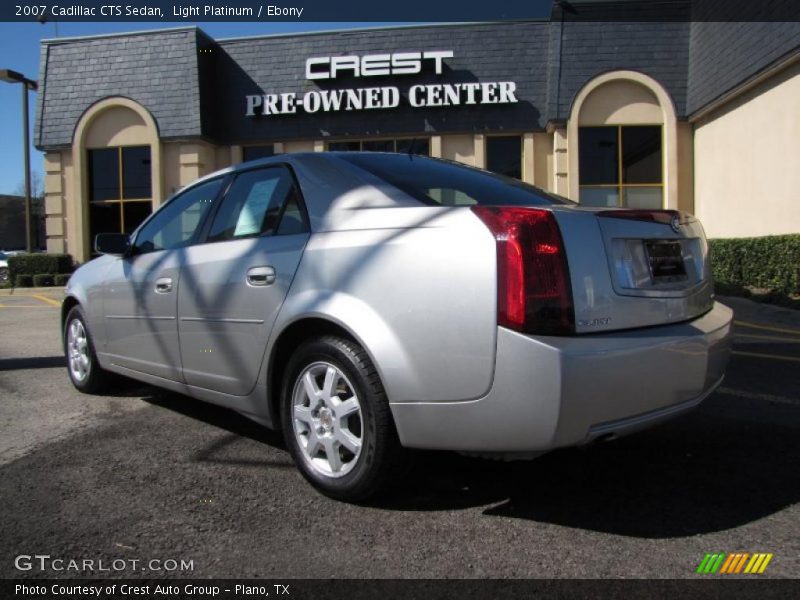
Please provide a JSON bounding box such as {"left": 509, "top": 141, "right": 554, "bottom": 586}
{"left": 578, "top": 125, "right": 662, "bottom": 208}
{"left": 132, "top": 178, "right": 223, "bottom": 254}
{"left": 88, "top": 146, "right": 153, "bottom": 245}
{"left": 207, "top": 166, "right": 307, "bottom": 243}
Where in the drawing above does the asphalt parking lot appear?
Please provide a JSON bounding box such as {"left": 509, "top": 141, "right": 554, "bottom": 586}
{"left": 0, "top": 289, "right": 798, "bottom": 579}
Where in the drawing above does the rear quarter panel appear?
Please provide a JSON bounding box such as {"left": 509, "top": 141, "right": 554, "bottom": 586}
{"left": 274, "top": 203, "right": 498, "bottom": 404}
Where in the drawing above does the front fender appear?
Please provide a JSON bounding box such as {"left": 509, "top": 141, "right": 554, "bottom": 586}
{"left": 63, "top": 256, "right": 116, "bottom": 354}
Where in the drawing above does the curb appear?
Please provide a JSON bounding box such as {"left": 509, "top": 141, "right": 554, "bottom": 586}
{"left": 0, "top": 287, "right": 65, "bottom": 295}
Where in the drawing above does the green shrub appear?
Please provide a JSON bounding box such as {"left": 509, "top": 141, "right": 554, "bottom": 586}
{"left": 710, "top": 234, "right": 800, "bottom": 295}
{"left": 32, "top": 274, "right": 55, "bottom": 287}
{"left": 15, "top": 274, "right": 33, "bottom": 287}
{"left": 54, "top": 273, "right": 71, "bottom": 286}
{"left": 7, "top": 253, "right": 73, "bottom": 282}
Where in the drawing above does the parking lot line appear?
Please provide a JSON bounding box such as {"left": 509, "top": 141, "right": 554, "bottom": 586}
{"left": 0, "top": 294, "right": 61, "bottom": 308}
{"left": 30, "top": 294, "right": 61, "bottom": 308}
{"left": 717, "top": 386, "right": 799, "bottom": 406}
{"left": 734, "top": 320, "right": 800, "bottom": 336}
{"left": 735, "top": 333, "right": 800, "bottom": 343}
{"left": 731, "top": 350, "right": 800, "bottom": 363}
{"left": 0, "top": 305, "right": 54, "bottom": 308}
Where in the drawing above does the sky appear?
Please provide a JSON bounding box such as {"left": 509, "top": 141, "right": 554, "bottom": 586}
{"left": 0, "top": 21, "right": 416, "bottom": 196}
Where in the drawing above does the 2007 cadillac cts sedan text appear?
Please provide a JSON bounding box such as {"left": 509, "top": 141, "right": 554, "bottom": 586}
{"left": 62, "top": 153, "right": 732, "bottom": 501}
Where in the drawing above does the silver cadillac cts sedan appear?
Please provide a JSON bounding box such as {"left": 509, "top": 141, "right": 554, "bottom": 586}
{"left": 63, "top": 152, "right": 733, "bottom": 501}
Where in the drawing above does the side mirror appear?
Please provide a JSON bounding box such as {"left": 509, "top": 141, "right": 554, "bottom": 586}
{"left": 94, "top": 233, "right": 130, "bottom": 256}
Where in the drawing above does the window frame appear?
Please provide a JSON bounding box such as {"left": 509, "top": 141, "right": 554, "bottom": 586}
{"left": 87, "top": 145, "right": 153, "bottom": 236}
{"left": 578, "top": 124, "right": 664, "bottom": 208}
{"left": 195, "top": 162, "right": 312, "bottom": 245}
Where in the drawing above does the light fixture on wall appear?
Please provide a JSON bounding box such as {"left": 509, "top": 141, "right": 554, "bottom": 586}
{"left": 1, "top": 69, "right": 38, "bottom": 253}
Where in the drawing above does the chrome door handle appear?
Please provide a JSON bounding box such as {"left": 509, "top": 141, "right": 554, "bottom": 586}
{"left": 155, "top": 277, "right": 173, "bottom": 293}
{"left": 246, "top": 266, "right": 276, "bottom": 287}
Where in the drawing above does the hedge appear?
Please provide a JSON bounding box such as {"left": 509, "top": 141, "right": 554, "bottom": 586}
{"left": 709, "top": 234, "right": 800, "bottom": 295}
{"left": 54, "top": 273, "right": 71, "bottom": 286}
{"left": 8, "top": 254, "right": 73, "bottom": 282}
{"left": 32, "top": 274, "right": 55, "bottom": 287}
{"left": 15, "top": 274, "right": 33, "bottom": 287}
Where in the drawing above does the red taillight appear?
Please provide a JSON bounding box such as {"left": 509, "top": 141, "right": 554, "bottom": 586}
{"left": 471, "top": 206, "right": 575, "bottom": 335}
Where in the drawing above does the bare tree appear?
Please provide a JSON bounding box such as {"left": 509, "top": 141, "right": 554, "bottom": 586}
{"left": 14, "top": 171, "right": 44, "bottom": 200}
{"left": 12, "top": 172, "right": 46, "bottom": 250}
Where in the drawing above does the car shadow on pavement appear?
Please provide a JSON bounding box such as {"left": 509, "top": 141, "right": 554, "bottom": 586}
{"left": 378, "top": 391, "right": 800, "bottom": 539}
{"left": 142, "top": 392, "right": 286, "bottom": 449}
{"left": 141, "top": 392, "right": 294, "bottom": 471}
{"left": 132, "top": 363, "right": 799, "bottom": 540}
{"left": 0, "top": 356, "right": 66, "bottom": 371}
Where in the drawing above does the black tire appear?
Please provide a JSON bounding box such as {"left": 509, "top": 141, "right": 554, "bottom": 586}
{"left": 63, "top": 305, "right": 111, "bottom": 394}
{"left": 281, "top": 335, "right": 407, "bottom": 502}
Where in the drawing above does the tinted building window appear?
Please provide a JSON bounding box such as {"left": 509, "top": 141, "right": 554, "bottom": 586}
{"left": 121, "top": 146, "right": 152, "bottom": 199}
{"left": 622, "top": 127, "right": 662, "bottom": 184}
{"left": 88, "top": 148, "right": 119, "bottom": 202}
{"left": 579, "top": 125, "right": 662, "bottom": 208}
{"left": 362, "top": 140, "right": 395, "bottom": 152}
{"left": 87, "top": 146, "right": 153, "bottom": 246}
{"left": 88, "top": 202, "right": 120, "bottom": 247}
{"left": 395, "top": 139, "right": 430, "bottom": 156}
{"left": 578, "top": 127, "right": 618, "bottom": 186}
{"left": 242, "top": 145, "right": 275, "bottom": 162}
{"left": 122, "top": 202, "right": 153, "bottom": 235}
{"left": 328, "top": 139, "right": 430, "bottom": 155}
{"left": 486, "top": 136, "right": 522, "bottom": 179}
{"left": 328, "top": 141, "right": 361, "bottom": 152}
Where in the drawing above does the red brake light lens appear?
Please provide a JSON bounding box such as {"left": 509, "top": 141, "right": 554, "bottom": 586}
{"left": 472, "top": 206, "right": 575, "bottom": 335}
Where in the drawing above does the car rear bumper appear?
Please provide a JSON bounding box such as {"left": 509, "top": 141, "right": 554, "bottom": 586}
{"left": 390, "top": 301, "right": 733, "bottom": 452}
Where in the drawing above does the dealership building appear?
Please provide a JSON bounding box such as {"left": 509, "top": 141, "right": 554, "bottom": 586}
{"left": 34, "top": 2, "right": 800, "bottom": 263}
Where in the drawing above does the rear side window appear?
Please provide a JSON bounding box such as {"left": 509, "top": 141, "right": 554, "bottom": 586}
{"left": 338, "top": 153, "right": 573, "bottom": 207}
{"left": 207, "top": 166, "right": 308, "bottom": 242}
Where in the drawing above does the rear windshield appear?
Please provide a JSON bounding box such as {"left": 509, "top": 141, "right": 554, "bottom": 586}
{"left": 338, "top": 153, "right": 574, "bottom": 207}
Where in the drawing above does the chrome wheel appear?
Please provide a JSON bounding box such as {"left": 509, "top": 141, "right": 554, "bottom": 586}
{"left": 291, "top": 361, "right": 363, "bottom": 478}
{"left": 67, "top": 318, "right": 91, "bottom": 382}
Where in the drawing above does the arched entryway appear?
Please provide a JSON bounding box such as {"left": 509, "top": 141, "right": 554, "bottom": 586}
{"left": 567, "top": 71, "right": 680, "bottom": 210}
{"left": 70, "top": 97, "right": 162, "bottom": 261}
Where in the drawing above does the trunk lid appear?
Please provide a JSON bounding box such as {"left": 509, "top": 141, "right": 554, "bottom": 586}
{"left": 551, "top": 206, "right": 713, "bottom": 334}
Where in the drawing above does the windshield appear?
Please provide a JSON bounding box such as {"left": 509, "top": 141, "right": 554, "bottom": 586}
{"left": 338, "top": 153, "right": 574, "bottom": 207}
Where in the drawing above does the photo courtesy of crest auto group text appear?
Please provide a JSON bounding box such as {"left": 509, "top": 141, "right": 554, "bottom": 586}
{"left": 0, "top": 0, "right": 799, "bottom": 597}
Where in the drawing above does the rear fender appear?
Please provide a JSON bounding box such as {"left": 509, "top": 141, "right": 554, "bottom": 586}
{"left": 267, "top": 289, "right": 421, "bottom": 404}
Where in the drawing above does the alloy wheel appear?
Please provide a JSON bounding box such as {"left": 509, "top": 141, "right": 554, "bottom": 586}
{"left": 291, "top": 361, "right": 363, "bottom": 478}
{"left": 67, "top": 318, "right": 91, "bottom": 382}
